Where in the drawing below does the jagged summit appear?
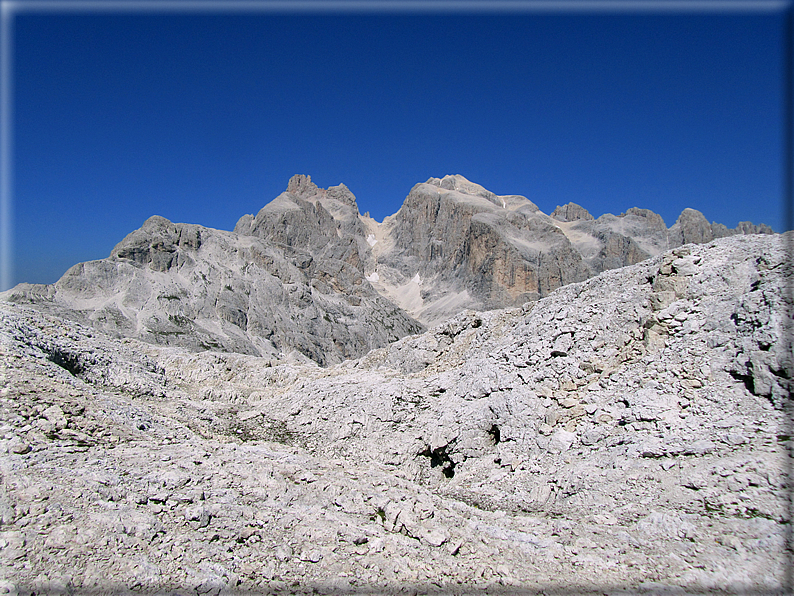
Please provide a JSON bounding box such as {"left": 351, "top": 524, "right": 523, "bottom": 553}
{"left": 551, "top": 202, "right": 594, "bottom": 222}
{"left": 4, "top": 177, "right": 423, "bottom": 365}
{"left": 2, "top": 174, "right": 774, "bottom": 362}
{"left": 283, "top": 173, "right": 359, "bottom": 209}
{"left": 286, "top": 173, "right": 320, "bottom": 197}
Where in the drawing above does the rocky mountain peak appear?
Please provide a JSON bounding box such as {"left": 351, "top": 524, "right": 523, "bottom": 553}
{"left": 109, "top": 215, "right": 203, "bottom": 273}
{"left": 326, "top": 182, "right": 359, "bottom": 209}
{"left": 672, "top": 207, "right": 712, "bottom": 243}
{"left": 620, "top": 207, "right": 667, "bottom": 231}
{"left": 286, "top": 173, "right": 320, "bottom": 198}
{"left": 551, "top": 202, "right": 595, "bottom": 222}
{"left": 427, "top": 174, "right": 503, "bottom": 207}
{"left": 281, "top": 175, "right": 359, "bottom": 211}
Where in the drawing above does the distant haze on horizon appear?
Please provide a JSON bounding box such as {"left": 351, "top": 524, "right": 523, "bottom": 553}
{"left": 6, "top": 3, "right": 787, "bottom": 290}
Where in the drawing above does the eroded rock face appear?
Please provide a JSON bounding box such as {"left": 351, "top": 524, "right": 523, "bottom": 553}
{"left": 669, "top": 208, "right": 716, "bottom": 246}
{"left": 364, "top": 174, "right": 772, "bottom": 325}
{"left": 548, "top": 202, "right": 772, "bottom": 281}
{"left": 0, "top": 233, "right": 789, "bottom": 595}
{"left": 235, "top": 175, "right": 367, "bottom": 259}
{"left": 668, "top": 208, "right": 775, "bottom": 247}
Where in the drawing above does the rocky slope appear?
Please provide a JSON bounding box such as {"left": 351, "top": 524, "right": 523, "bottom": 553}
{"left": 2, "top": 174, "right": 772, "bottom": 360}
{"left": 0, "top": 232, "right": 790, "bottom": 595}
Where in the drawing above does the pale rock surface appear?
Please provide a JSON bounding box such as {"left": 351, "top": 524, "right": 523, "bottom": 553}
{"left": 550, "top": 204, "right": 772, "bottom": 281}
{"left": 369, "top": 175, "right": 593, "bottom": 323}
{"left": 668, "top": 207, "right": 774, "bottom": 247}
{"left": 0, "top": 233, "right": 789, "bottom": 595}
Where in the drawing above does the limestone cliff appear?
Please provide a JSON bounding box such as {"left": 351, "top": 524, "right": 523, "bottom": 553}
{"left": 366, "top": 175, "right": 593, "bottom": 323}
{"left": 0, "top": 233, "right": 788, "bottom": 594}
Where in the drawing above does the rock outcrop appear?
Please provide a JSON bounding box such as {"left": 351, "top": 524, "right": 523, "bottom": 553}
{"left": 550, "top": 202, "right": 594, "bottom": 222}
{"left": 0, "top": 233, "right": 789, "bottom": 594}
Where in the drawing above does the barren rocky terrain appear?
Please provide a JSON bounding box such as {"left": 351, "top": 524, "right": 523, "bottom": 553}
{"left": 1, "top": 229, "right": 790, "bottom": 595}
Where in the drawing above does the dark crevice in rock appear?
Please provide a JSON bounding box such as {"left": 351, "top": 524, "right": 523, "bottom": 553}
{"left": 47, "top": 348, "right": 83, "bottom": 377}
{"left": 419, "top": 445, "right": 456, "bottom": 478}
{"left": 487, "top": 424, "right": 501, "bottom": 445}
{"left": 729, "top": 369, "right": 755, "bottom": 395}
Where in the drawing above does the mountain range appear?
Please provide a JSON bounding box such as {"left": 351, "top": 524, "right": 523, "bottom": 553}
{"left": 3, "top": 174, "right": 773, "bottom": 367}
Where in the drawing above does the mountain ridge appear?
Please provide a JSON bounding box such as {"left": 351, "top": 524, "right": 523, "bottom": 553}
{"left": 3, "top": 173, "right": 773, "bottom": 365}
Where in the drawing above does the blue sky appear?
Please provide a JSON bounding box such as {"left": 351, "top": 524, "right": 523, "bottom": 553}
{"left": 5, "top": 2, "right": 788, "bottom": 289}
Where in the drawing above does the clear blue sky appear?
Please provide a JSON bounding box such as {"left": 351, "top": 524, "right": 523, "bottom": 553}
{"left": 7, "top": 2, "right": 788, "bottom": 289}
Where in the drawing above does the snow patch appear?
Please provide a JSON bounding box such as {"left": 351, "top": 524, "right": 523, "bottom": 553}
{"left": 366, "top": 234, "right": 377, "bottom": 247}
{"left": 366, "top": 271, "right": 380, "bottom": 283}
{"left": 411, "top": 273, "right": 422, "bottom": 286}
{"left": 500, "top": 198, "right": 506, "bottom": 209}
